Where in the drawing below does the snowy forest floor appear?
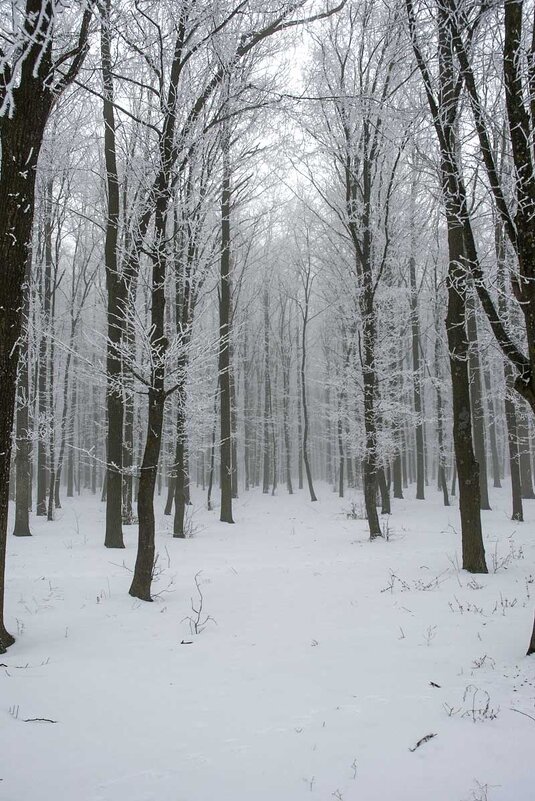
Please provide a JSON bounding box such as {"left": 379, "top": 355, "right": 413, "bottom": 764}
{"left": 1, "top": 485, "right": 534, "bottom": 801}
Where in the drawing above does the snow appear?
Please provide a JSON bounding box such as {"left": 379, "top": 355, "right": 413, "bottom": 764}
{"left": 1, "top": 486, "right": 534, "bottom": 801}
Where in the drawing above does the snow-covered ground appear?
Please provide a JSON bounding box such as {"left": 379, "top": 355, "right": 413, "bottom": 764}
{"left": 1, "top": 485, "right": 534, "bottom": 801}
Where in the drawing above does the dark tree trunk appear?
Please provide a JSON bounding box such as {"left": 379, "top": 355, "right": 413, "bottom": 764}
{"left": 393, "top": 451, "right": 403, "bottom": 500}
{"left": 445, "top": 217, "right": 487, "bottom": 573}
{"left": 408, "top": 0, "right": 487, "bottom": 570}
{"left": 377, "top": 467, "right": 390, "bottom": 515}
{"left": 0, "top": 6, "right": 60, "bottom": 650}
{"left": 129, "top": 194, "right": 168, "bottom": 600}
{"left": 496, "top": 224, "right": 524, "bottom": 520}
{"left": 164, "top": 476, "right": 175, "bottom": 516}
{"left": 0, "top": 0, "right": 94, "bottom": 650}
{"left": 102, "top": 2, "right": 125, "bottom": 548}
{"left": 466, "top": 291, "right": 491, "bottom": 510}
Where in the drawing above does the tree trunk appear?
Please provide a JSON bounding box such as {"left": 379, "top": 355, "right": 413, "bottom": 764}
{"left": 300, "top": 291, "right": 317, "bottom": 503}
{"left": 518, "top": 411, "right": 535, "bottom": 499}
{"left": 296, "top": 322, "right": 304, "bottom": 490}
{"left": 466, "top": 290, "right": 491, "bottom": 510}
{"left": 483, "top": 359, "right": 502, "bottom": 489}
{"left": 409, "top": 248, "right": 425, "bottom": 500}
{"left": 496, "top": 222, "right": 523, "bottom": 521}
{"left": 445, "top": 218, "right": 487, "bottom": 573}
{"left": 102, "top": 2, "right": 125, "bottom": 548}
{"left": 13, "top": 283, "right": 32, "bottom": 538}
{"left": 172, "top": 386, "right": 188, "bottom": 538}
{"left": 218, "top": 131, "right": 234, "bottom": 524}
{"left": 129, "top": 192, "right": 168, "bottom": 600}
{"left": 0, "top": 23, "right": 57, "bottom": 648}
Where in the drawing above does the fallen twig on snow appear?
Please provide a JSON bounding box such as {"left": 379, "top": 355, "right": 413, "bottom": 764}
{"left": 510, "top": 708, "right": 535, "bottom": 723}
{"left": 409, "top": 733, "right": 437, "bottom": 752}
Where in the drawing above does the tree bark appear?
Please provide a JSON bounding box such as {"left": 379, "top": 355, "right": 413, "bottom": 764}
{"left": 13, "top": 282, "right": 32, "bottom": 537}
{"left": 101, "top": 0, "right": 125, "bottom": 548}
{"left": 466, "top": 291, "right": 491, "bottom": 510}
{"left": 218, "top": 130, "right": 234, "bottom": 524}
{"left": 300, "top": 283, "right": 318, "bottom": 503}
{"left": 445, "top": 217, "right": 487, "bottom": 572}
{"left": 409, "top": 247, "right": 425, "bottom": 499}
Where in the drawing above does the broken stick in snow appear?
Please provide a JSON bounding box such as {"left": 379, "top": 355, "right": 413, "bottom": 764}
{"left": 409, "top": 733, "right": 437, "bottom": 752}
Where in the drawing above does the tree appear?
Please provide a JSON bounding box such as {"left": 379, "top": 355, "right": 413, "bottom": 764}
{"left": 0, "top": 0, "right": 95, "bottom": 652}
{"left": 406, "top": 0, "right": 488, "bottom": 572}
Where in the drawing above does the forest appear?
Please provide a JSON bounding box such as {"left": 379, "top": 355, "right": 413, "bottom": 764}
{"left": 0, "top": 1, "right": 534, "bottom": 799}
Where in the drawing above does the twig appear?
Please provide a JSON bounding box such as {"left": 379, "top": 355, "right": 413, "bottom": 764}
{"left": 409, "top": 733, "right": 437, "bottom": 751}
{"left": 510, "top": 708, "right": 535, "bottom": 723}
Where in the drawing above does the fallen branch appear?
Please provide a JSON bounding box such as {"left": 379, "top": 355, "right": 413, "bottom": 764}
{"left": 510, "top": 708, "right": 535, "bottom": 723}
{"left": 409, "top": 733, "right": 437, "bottom": 752}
